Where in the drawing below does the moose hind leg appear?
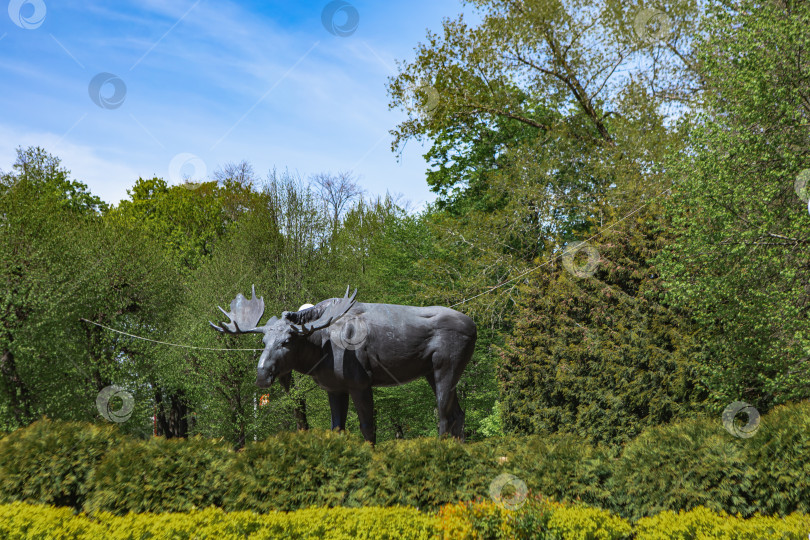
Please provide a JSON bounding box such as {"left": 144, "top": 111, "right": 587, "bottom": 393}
{"left": 328, "top": 391, "right": 349, "bottom": 431}
{"left": 428, "top": 368, "right": 466, "bottom": 440}
{"left": 350, "top": 387, "right": 376, "bottom": 445}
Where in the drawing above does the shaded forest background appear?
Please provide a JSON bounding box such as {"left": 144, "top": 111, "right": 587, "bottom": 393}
{"left": 1, "top": 0, "right": 808, "bottom": 449}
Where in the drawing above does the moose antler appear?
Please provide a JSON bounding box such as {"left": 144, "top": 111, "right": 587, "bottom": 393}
{"left": 290, "top": 286, "right": 357, "bottom": 335}
{"left": 210, "top": 285, "right": 277, "bottom": 334}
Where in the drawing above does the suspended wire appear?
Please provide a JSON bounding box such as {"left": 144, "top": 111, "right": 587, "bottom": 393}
{"left": 82, "top": 186, "right": 673, "bottom": 347}
{"left": 449, "top": 187, "right": 671, "bottom": 307}
{"left": 79, "top": 318, "right": 264, "bottom": 351}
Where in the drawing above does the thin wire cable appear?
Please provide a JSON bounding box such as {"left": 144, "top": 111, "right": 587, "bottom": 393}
{"left": 82, "top": 186, "right": 671, "bottom": 346}
{"left": 79, "top": 318, "right": 264, "bottom": 351}
{"left": 450, "top": 187, "right": 671, "bottom": 307}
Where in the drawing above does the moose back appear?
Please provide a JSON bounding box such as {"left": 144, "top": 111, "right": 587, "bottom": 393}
{"left": 210, "top": 286, "right": 477, "bottom": 443}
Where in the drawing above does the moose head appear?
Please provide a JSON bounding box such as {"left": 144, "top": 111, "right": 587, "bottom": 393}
{"left": 209, "top": 285, "right": 357, "bottom": 388}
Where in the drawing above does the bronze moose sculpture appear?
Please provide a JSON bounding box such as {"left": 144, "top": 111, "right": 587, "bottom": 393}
{"left": 210, "top": 286, "right": 476, "bottom": 443}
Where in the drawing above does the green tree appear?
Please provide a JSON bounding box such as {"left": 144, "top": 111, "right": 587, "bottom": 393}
{"left": 499, "top": 206, "right": 708, "bottom": 448}
{"left": 0, "top": 147, "right": 174, "bottom": 436}
{"left": 658, "top": 0, "right": 810, "bottom": 410}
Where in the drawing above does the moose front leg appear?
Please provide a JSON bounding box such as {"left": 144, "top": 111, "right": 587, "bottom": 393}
{"left": 350, "top": 387, "right": 376, "bottom": 445}
{"left": 327, "top": 391, "right": 349, "bottom": 432}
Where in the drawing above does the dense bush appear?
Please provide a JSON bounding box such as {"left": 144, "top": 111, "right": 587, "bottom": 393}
{"left": 0, "top": 418, "right": 125, "bottom": 510}
{"left": 744, "top": 401, "right": 810, "bottom": 516}
{"left": 610, "top": 401, "right": 810, "bottom": 520}
{"left": 0, "top": 402, "right": 808, "bottom": 520}
{"left": 634, "top": 506, "right": 810, "bottom": 540}
{"left": 83, "top": 435, "right": 233, "bottom": 515}
{"left": 609, "top": 412, "right": 753, "bottom": 520}
{"left": 223, "top": 428, "right": 372, "bottom": 512}
{"left": 0, "top": 502, "right": 441, "bottom": 539}
{"left": 467, "top": 433, "right": 613, "bottom": 509}
{"left": 3, "top": 499, "right": 809, "bottom": 540}
{"left": 355, "top": 436, "right": 479, "bottom": 509}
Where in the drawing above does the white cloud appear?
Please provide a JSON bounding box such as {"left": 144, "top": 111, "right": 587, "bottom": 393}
{"left": 0, "top": 123, "right": 140, "bottom": 205}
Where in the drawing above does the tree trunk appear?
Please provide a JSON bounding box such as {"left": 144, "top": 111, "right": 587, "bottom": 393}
{"left": 155, "top": 389, "right": 190, "bottom": 438}
{"left": 293, "top": 396, "right": 309, "bottom": 431}
{"left": 0, "top": 349, "right": 32, "bottom": 426}
{"left": 279, "top": 372, "right": 309, "bottom": 430}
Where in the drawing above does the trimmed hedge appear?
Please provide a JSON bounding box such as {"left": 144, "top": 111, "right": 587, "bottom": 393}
{"left": 609, "top": 399, "right": 810, "bottom": 520}
{"left": 634, "top": 506, "right": 810, "bottom": 540}
{"left": 0, "top": 418, "right": 124, "bottom": 510}
{"left": 83, "top": 434, "right": 233, "bottom": 515}
{"left": 223, "top": 428, "right": 371, "bottom": 513}
{"left": 2, "top": 501, "right": 807, "bottom": 539}
{"left": 0, "top": 502, "right": 440, "bottom": 539}
{"left": 0, "top": 401, "right": 808, "bottom": 520}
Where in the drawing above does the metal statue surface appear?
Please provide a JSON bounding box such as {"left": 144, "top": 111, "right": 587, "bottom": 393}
{"left": 211, "top": 286, "right": 476, "bottom": 443}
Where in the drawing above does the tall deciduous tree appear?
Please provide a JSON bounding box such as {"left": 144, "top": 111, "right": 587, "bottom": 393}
{"left": 658, "top": 0, "right": 810, "bottom": 410}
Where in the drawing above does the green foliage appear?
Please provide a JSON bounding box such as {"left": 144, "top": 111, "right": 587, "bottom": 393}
{"left": 83, "top": 435, "right": 233, "bottom": 515}
{"left": 0, "top": 405, "right": 809, "bottom": 520}
{"left": 658, "top": 0, "right": 810, "bottom": 408}
{"left": 223, "top": 428, "right": 372, "bottom": 512}
{"left": 467, "top": 434, "right": 613, "bottom": 510}
{"left": 0, "top": 418, "right": 125, "bottom": 510}
{"left": 499, "top": 208, "right": 708, "bottom": 448}
{"left": 4, "top": 146, "right": 107, "bottom": 214}
{"left": 634, "top": 506, "right": 810, "bottom": 540}
{"left": 0, "top": 502, "right": 441, "bottom": 539}
{"left": 745, "top": 401, "right": 810, "bottom": 517}
{"left": 610, "top": 411, "right": 754, "bottom": 520}
{"left": 612, "top": 401, "right": 810, "bottom": 521}
{"left": 356, "top": 437, "right": 479, "bottom": 509}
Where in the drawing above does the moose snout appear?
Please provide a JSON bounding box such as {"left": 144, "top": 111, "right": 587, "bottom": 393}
{"left": 257, "top": 351, "right": 276, "bottom": 388}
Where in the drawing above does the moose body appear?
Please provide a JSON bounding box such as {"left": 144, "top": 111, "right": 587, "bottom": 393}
{"left": 211, "top": 287, "right": 476, "bottom": 443}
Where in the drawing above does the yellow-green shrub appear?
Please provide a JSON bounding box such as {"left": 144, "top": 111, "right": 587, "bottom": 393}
{"left": 634, "top": 506, "right": 810, "bottom": 539}
{"left": 436, "top": 495, "right": 632, "bottom": 539}
{"left": 0, "top": 502, "right": 440, "bottom": 539}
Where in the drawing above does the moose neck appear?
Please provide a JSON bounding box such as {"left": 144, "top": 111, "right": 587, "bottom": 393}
{"left": 289, "top": 330, "right": 328, "bottom": 374}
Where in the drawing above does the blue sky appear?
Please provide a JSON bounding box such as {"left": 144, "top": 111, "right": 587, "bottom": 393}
{"left": 0, "top": 0, "right": 475, "bottom": 210}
